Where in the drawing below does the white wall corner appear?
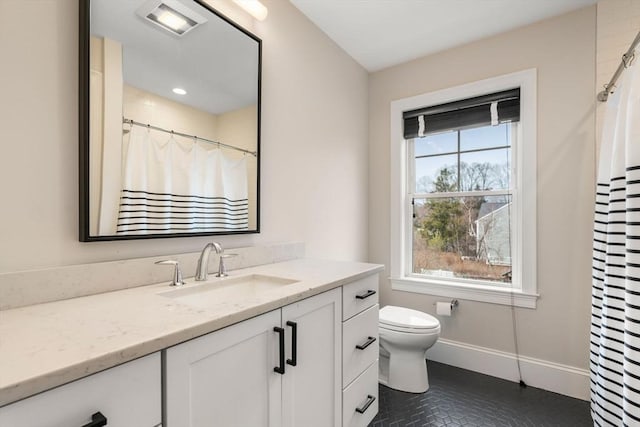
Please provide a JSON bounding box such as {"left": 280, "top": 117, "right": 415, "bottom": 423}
{"left": 427, "top": 338, "right": 590, "bottom": 401}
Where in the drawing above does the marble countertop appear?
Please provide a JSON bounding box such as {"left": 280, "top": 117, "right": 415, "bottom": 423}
{"left": 0, "top": 258, "right": 383, "bottom": 407}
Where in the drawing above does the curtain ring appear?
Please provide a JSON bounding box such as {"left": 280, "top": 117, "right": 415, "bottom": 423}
{"left": 623, "top": 52, "right": 635, "bottom": 68}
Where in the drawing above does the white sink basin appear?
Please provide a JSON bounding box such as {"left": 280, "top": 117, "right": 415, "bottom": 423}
{"left": 158, "top": 274, "right": 299, "bottom": 309}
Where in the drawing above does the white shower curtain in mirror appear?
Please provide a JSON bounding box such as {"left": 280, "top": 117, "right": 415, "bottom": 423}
{"left": 592, "top": 58, "right": 640, "bottom": 426}
{"left": 116, "top": 125, "right": 249, "bottom": 234}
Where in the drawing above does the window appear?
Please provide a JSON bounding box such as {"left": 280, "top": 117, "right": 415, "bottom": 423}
{"left": 411, "top": 124, "right": 513, "bottom": 283}
{"left": 390, "top": 70, "right": 538, "bottom": 308}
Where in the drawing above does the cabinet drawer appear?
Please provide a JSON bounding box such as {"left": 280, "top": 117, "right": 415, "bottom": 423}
{"left": 342, "top": 274, "right": 379, "bottom": 320}
{"left": 342, "top": 361, "right": 378, "bottom": 427}
{"left": 343, "top": 304, "right": 379, "bottom": 387}
{"left": 0, "top": 353, "right": 161, "bottom": 427}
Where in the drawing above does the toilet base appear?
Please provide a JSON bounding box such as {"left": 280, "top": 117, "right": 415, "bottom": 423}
{"left": 378, "top": 351, "right": 429, "bottom": 393}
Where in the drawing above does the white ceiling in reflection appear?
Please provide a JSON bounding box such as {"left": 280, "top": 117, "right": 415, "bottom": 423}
{"left": 91, "top": 0, "right": 259, "bottom": 115}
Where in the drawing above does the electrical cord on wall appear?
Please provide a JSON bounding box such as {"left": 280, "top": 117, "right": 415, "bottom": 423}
{"left": 505, "top": 134, "right": 526, "bottom": 388}
{"left": 509, "top": 283, "right": 527, "bottom": 388}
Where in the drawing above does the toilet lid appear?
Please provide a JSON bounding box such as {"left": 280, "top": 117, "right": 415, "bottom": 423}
{"left": 379, "top": 306, "right": 439, "bottom": 331}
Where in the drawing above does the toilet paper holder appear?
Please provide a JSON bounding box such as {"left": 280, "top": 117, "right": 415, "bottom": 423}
{"left": 434, "top": 299, "right": 459, "bottom": 310}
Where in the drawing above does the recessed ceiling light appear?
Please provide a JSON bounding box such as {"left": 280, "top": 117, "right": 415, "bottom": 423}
{"left": 232, "top": 0, "right": 268, "bottom": 21}
{"left": 172, "top": 87, "right": 187, "bottom": 95}
{"left": 136, "top": 0, "right": 207, "bottom": 37}
{"left": 156, "top": 8, "right": 188, "bottom": 32}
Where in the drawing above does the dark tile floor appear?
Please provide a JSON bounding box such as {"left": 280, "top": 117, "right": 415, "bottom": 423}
{"left": 369, "top": 361, "right": 592, "bottom": 427}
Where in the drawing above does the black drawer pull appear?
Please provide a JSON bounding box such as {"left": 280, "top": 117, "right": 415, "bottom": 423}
{"left": 355, "top": 395, "right": 376, "bottom": 414}
{"left": 274, "top": 326, "right": 285, "bottom": 375}
{"left": 355, "top": 289, "right": 376, "bottom": 300}
{"left": 82, "top": 412, "right": 107, "bottom": 427}
{"left": 356, "top": 336, "right": 377, "bottom": 350}
{"left": 286, "top": 321, "right": 297, "bottom": 366}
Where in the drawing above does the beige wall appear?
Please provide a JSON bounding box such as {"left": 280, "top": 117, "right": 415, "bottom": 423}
{"left": 369, "top": 7, "right": 597, "bottom": 369}
{"left": 0, "top": 0, "right": 368, "bottom": 272}
{"left": 123, "top": 85, "right": 219, "bottom": 142}
{"left": 217, "top": 105, "right": 257, "bottom": 152}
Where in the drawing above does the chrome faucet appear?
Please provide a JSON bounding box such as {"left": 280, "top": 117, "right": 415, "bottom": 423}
{"left": 155, "top": 260, "right": 185, "bottom": 286}
{"left": 195, "top": 242, "right": 223, "bottom": 281}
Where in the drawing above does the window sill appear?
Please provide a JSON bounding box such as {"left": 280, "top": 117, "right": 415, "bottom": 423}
{"left": 390, "top": 277, "right": 538, "bottom": 309}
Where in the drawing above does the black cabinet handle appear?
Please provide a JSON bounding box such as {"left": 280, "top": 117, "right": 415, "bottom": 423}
{"left": 355, "top": 289, "right": 376, "bottom": 300}
{"left": 274, "top": 326, "right": 285, "bottom": 374}
{"left": 356, "top": 336, "right": 377, "bottom": 350}
{"left": 355, "top": 395, "right": 376, "bottom": 414}
{"left": 82, "top": 412, "right": 107, "bottom": 427}
{"left": 286, "top": 321, "right": 297, "bottom": 366}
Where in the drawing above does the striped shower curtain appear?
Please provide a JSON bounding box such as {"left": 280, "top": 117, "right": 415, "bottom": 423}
{"left": 115, "top": 125, "right": 249, "bottom": 235}
{"left": 591, "top": 59, "right": 640, "bottom": 426}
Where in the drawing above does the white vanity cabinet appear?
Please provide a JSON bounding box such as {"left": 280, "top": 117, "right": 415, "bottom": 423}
{"left": 0, "top": 353, "right": 161, "bottom": 427}
{"left": 281, "top": 287, "right": 342, "bottom": 427}
{"left": 164, "top": 287, "right": 342, "bottom": 427}
{"left": 341, "top": 274, "right": 380, "bottom": 427}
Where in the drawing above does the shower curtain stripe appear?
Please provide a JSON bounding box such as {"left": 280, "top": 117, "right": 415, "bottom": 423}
{"left": 119, "top": 189, "right": 248, "bottom": 204}
{"left": 117, "top": 188, "right": 249, "bottom": 233}
{"left": 591, "top": 58, "right": 640, "bottom": 426}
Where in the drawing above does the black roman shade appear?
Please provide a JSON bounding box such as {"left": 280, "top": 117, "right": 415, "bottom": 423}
{"left": 403, "top": 88, "right": 520, "bottom": 139}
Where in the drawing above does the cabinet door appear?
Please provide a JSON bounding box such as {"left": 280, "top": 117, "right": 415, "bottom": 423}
{"left": 281, "top": 288, "right": 342, "bottom": 427}
{"left": 164, "top": 309, "right": 282, "bottom": 427}
{"left": 0, "top": 353, "right": 160, "bottom": 427}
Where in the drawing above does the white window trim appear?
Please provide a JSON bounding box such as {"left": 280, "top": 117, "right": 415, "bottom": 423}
{"left": 390, "top": 69, "right": 538, "bottom": 309}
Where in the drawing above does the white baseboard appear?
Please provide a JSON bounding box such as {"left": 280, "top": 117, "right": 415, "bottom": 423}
{"left": 427, "top": 338, "right": 590, "bottom": 401}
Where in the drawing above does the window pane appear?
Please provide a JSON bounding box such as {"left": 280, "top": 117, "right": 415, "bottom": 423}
{"left": 412, "top": 195, "right": 512, "bottom": 283}
{"left": 459, "top": 148, "right": 511, "bottom": 191}
{"left": 414, "top": 131, "right": 457, "bottom": 157}
{"left": 460, "top": 123, "right": 511, "bottom": 152}
{"left": 415, "top": 154, "right": 457, "bottom": 193}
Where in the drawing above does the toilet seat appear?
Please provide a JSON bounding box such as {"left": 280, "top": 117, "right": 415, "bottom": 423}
{"left": 379, "top": 306, "right": 439, "bottom": 333}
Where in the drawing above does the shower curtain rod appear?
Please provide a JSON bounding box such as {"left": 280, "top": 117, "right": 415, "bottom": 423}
{"left": 122, "top": 118, "right": 257, "bottom": 157}
{"left": 597, "top": 29, "right": 640, "bottom": 102}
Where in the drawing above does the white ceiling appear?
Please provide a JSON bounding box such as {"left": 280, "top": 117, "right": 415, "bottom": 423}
{"left": 289, "top": 0, "right": 597, "bottom": 72}
{"left": 91, "top": 0, "right": 259, "bottom": 115}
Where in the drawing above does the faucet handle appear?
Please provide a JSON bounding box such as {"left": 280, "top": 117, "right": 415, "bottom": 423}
{"left": 216, "top": 253, "right": 238, "bottom": 278}
{"left": 155, "top": 260, "right": 185, "bottom": 286}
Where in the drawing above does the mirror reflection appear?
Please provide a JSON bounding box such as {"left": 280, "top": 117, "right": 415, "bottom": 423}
{"left": 81, "top": 0, "right": 261, "bottom": 240}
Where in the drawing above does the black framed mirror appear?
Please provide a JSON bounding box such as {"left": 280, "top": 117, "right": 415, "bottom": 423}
{"left": 79, "top": 0, "right": 261, "bottom": 241}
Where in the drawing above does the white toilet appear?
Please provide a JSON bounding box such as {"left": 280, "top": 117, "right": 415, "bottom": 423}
{"left": 378, "top": 305, "right": 441, "bottom": 393}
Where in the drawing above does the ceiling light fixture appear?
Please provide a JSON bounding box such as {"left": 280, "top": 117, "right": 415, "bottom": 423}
{"left": 156, "top": 7, "right": 188, "bottom": 32}
{"left": 137, "top": 0, "right": 207, "bottom": 37}
{"left": 232, "top": 0, "right": 268, "bottom": 21}
{"left": 172, "top": 87, "right": 187, "bottom": 95}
